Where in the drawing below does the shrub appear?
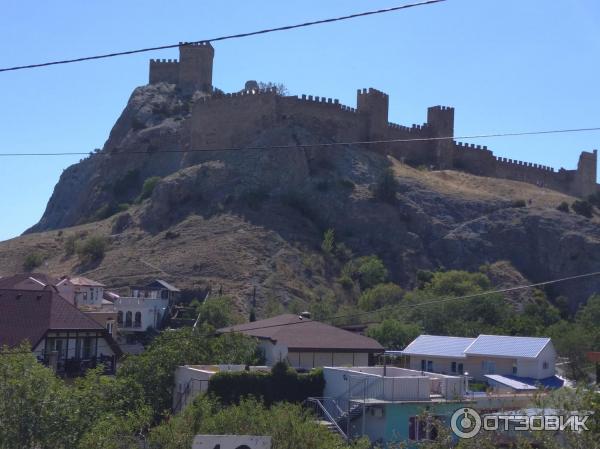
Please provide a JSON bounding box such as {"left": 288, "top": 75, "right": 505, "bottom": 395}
{"left": 588, "top": 191, "right": 600, "bottom": 208}
{"left": 572, "top": 199, "right": 593, "bottom": 218}
{"left": 76, "top": 235, "right": 108, "bottom": 263}
{"left": 334, "top": 242, "right": 353, "bottom": 262}
{"left": 358, "top": 283, "right": 404, "bottom": 311}
{"left": 374, "top": 168, "right": 398, "bottom": 202}
{"left": 557, "top": 201, "right": 570, "bottom": 213}
{"left": 510, "top": 199, "right": 527, "bottom": 208}
{"left": 23, "top": 253, "right": 44, "bottom": 271}
{"left": 164, "top": 230, "right": 180, "bottom": 240}
{"left": 138, "top": 176, "right": 161, "bottom": 201}
{"left": 343, "top": 255, "right": 389, "bottom": 290}
{"left": 321, "top": 228, "right": 335, "bottom": 254}
{"left": 64, "top": 234, "right": 78, "bottom": 256}
{"left": 207, "top": 366, "right": 324, "bottom": 406}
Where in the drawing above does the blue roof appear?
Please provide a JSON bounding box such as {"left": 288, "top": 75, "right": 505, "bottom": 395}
{"left": 401, "top": 335, "right": 476, "bottom": 358}
{"left": 484, "top": 374, "right": 538, "bottom": 391}
{"left": 464, "top": 335, "right": 551, "bottom": 359}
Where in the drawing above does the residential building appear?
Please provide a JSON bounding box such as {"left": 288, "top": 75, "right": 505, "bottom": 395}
{"left": 173, "top": 364, "right": 269, "bottom": 412}
{"left": 311, "top": 365, "right": 541, "bottom": 446}
{"left": 400, "top": 334, "right": 561, "bottom": 390}
{"left": 56, "top": 276, "right": 106, "bottom": 308}
{"left": 0, "top": 287, "right": 120, "bottom": 376}
{"left": 218, "top": 314, "right": 384, "bottom": 369}
{"left": 0, "top": 273, "right": 117, "bottom": 338}
{"left": 114, "top": 279, "right": 180, "bottom": 333}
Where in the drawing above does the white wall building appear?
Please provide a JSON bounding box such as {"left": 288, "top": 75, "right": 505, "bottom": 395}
{"left": 401, "top": 334, "right": 559, "bottom": 387}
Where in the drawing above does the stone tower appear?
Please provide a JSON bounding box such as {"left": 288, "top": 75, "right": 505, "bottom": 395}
{"left": 178, "top": 42, "right": 214, "bottom": 93}
{"left": 573, "top": 150, "right": 598, "bottom": 197}
{"left": 427, "top": 106, "right": 455, "bottom": 169}
{"left": 356, "top": 88, "right": 389, "bottom": 141}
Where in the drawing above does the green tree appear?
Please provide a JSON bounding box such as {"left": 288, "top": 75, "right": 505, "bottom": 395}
{"left": 76, "top": 235, "right": 108, "bottom": 263}
{"left": 22, "top": 253, "right": 44, "bottom": 271}
{"left": 148, "top": 396, "right": 370, "bottom": 449}
{"left": 367, "top": 320, "right": 421, "bottom": 350}
{"left": 358, "top": 283, "right": 404, "bottom": 311}
{"left": 343, "top": 255, "right": 389, "bottom": 290}
{"left": 195, "top": 296, "right": 242, "bottom": 329}
{"left": 118, "top": 327, "right": 259, "bottom": 420}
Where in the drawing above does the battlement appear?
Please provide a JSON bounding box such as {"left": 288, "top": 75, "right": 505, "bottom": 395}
{"left": 179, "top": 41, "right": 212, "bottom": 47}
{"left": 456, "top": 142, "right": 488, "bottom": 151}
{"left": 495, "top": 156, "right": 555, "bottom": 172}
{"left": 150, "top": 59, "right": 179, "bottom": 64}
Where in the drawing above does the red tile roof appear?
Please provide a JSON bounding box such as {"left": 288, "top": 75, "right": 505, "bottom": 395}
{"left": 218, "top": 314, "right": 383, "bottom": 352}
{"left": 0, "top": 287, "right": 107, "bottom": 349}
{"left": 0, "top": 273, "right": 60, "bottom": 291}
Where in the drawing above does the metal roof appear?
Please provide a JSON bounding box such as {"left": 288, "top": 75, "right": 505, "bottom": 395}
{"left": 464, "top": 334, "right": 551, "bottom": 359}
{"left": 401, "top": 335, "right": 476, "bottom": 358}
{"left": 484, "top": 374, "right": 538, "bottom": 391}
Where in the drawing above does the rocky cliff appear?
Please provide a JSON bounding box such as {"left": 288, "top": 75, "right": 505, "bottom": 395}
{"left": 10, "top": 84, "right": 600, "bottom": 311}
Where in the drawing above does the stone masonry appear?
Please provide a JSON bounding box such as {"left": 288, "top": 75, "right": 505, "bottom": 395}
{"left": 149, "top": 44, "right": 598, "bottom": 198}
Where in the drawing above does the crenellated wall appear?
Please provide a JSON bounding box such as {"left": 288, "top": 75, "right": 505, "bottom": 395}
{"left": 149, "top": 42, "right": 214, "bottom": 93}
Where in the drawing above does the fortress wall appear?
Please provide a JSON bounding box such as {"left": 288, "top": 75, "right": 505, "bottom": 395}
{"left": 453, "top": 142, "right": 496, "bottom": 176}
{"left": 190, "top": 89, "right": 280, "bottom": 152}
{"left": 383, "top": 123, "right": 434, "bottom": 165}
{"left": 149, "top": 59, "right": 179, "bottom": 85}
{"left": 277, "top": 95, "right": 367, "bottom": 143}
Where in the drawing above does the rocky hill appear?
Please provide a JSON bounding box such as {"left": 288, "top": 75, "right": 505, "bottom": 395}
{"left": 4, "top": 83, "right": 600, "bottom": 312}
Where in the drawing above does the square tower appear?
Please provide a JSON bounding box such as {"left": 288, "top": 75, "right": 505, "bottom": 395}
{"left": 178, "top": 42, "right": 214, "bottom": 93}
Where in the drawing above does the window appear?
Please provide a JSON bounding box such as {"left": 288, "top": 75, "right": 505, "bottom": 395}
{"left": 458, "top": 363, "right": 464, "bottom": 375}
{"left": 542, "top": 361, "right": 549, "bottom": 370}
{"left": 134, "top": 312, "right": 142, "bottom": 328}
{"left": 512, "top": 363, "right": 518, "bottom": 375}
{"left": 83, "top": 291, "right": 88, "bottom": 302}
{"left": 125, "top": 311, "right": 132, "bottom": 327}
{"left": 482, "top": 360, "right": 496, "bottom": 374}
{"left": 451, "top": 362, "right": 457, "bottom": 373}
{"left": 421, "top": 360, "right": 426, "bottom": 371}
{"left": 82, "top": 337, "right": 94, "bottom": 359}
{"left": 90, "top": 289, "right": 94, "bottom": 301}
{"left": 409, "top": 416, "right": 440, "bottom": 441}
{"left": 117, "top": 311, "right": 123, "bottom": 325}
{"left": 106, "top": 321, "right": 113, "bottom": 335}
{"left": 427, "top": 360, "right": 433, "bottom": 372}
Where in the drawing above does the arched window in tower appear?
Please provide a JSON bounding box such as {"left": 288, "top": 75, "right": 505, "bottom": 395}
{"left": 134, "top": 312, "right": 142, "bottom": 328}
{"left": 125, "top": 311, "right": 132, "bottom": 328}
{"left": 117, "top": 311, "right": 123, "bottom": 325}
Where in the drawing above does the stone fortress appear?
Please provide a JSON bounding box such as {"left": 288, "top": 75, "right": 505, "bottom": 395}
{"left": 150, "top": 42, "right": 598, "bottom": 198}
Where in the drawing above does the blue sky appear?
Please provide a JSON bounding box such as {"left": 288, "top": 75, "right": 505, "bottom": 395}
{"left": 1, "top": 0, "right": 599, "bottom": 242}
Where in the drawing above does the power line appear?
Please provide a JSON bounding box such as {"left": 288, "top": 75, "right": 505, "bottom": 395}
{"left": 0, "top": 0, "right": 446, "bottom": 73}
{"left": 1, "top": 126, "right": 599, "bottom": 157}
{"left": 2, "top": 269, "right": 599, "bottom": 357}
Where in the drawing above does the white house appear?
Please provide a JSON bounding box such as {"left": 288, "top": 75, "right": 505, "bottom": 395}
{"left": 56, "top": 276, "right": 106, "bottom": 308}
{"left": 218, "top": 314, "right": 384, "bottom": 369}
{"left": 401, "top": 334, "right": 559, "bottom": 388}
{"left": 114, "top": 279, "right": 180, "bottom": 333}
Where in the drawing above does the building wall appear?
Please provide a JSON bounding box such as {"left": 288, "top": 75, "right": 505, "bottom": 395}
{"left": 184, "top": 80, "right": 598, "bottom": 197}
{"left": 516, "top": 343, "right": 556, "bottom": 379}
{"left": 33, "top": 331, "right": 116, "bottom": 360}
{"left": 115, "top": 297, "right": 168, "bottom": 332}
{"left": 408, "top": 355, "right": 467, "bottom": 376}
{"left": 286, "top": 351, "right": 369, "bottom": 370}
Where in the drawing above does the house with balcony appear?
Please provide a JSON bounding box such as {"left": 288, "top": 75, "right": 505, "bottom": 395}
{"left": 400, "top": 334, "right": 562, "bottom": 391}
{"left": 0, "top": 287, "right": 120, "bottom": 376}
{"left": 114, "top": 279, "right": 180, "bottom": 334}
{"left": 218, "top": 314, "right": 384, "bottom": 369}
